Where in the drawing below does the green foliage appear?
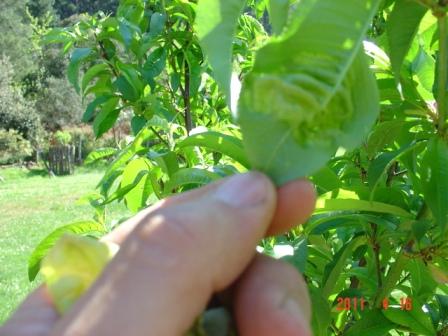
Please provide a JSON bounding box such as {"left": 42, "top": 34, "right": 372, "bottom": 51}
{"left": 0, "top": 57, "right": 42, "bottom": 141}
{"left": 35, "top": 77, "right": 84, "bottom": 130}
{"left": 84, "top": 147, "right": 118, "bottom": 165}
{"left": 0, "top": 129, "right": 33, "bottom": 165}
{"left": 53, "top": 0, "right": 118, "bottom": 19}
{"left": 420, "top": 137, "right": 448, "bottom": 235}
{"left": 387, "top": 0, "right": 428, "bottom": 79}
{"left": 27, "top": 0, "right": 55, "bottom": 19}
{"left": 27, "top": 0, "right": 448, "bottom": 334}
{"left": 53, "top": 130, "right": 73, "bottom": 145}
{"left": 0, "top": 0, "right": 36, "bottom": 79}
{"left": 195, "top": 0, "right": 246, "bottom": 103}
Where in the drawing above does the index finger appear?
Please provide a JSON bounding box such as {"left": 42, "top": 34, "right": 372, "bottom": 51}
{"left": 104, "top": 175, "right": 316, "bottom": 244}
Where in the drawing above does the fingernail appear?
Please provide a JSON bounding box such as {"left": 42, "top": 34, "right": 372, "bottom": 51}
{"left": 214, "top": 172, "right": 270, "bottom": 207}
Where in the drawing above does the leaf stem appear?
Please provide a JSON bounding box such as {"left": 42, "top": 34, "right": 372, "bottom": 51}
{"left": 370, "top": 223, "right": 383, "bottom": 288}
{"left": 437, "top": 15, "right": 447, "bottom": 134}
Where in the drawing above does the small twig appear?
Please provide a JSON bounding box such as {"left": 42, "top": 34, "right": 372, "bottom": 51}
{"left": 371, "top": 223, "right": 383, "bottom": 288}
{"left": 150, "top": 126, "right": 170, "bottom": 148}
{"left": 183, "top": 58, "right": 193, "bottom": 134}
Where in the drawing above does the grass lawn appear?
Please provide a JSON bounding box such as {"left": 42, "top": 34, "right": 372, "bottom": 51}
{"left": 0, "top": 166, "right": 130, "bottom": 325}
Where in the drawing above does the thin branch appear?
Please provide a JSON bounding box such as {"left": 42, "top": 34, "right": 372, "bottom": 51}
{"left": 371, "top": 223, "right": 383, "bottom": 288}
{"left": 150, "top": 126, "right": 170, "bottom": 148}
{"left": 183, "top": 58, "right": 193, "bottom": 134}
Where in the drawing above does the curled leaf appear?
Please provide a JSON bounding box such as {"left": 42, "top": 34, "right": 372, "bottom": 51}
{"left": 238, "top": 0, "right": 380, "bottom": 185}
{"left": 41, "top": 234, "right": 119, "bottom": 314}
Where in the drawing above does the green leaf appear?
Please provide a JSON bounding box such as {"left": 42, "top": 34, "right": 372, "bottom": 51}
{"left": 131, "top": 116, "right": 147, "bottom": 135}
{"left": 146, "top": 115, "right": 170, "bottom": 129}
{"left": 436, "top": 295, "right": 448, "bottom": 322}
{"left": 121, "top": 158, "right": 152, "bottom": 213}
{"left": 408, "top": 259, "right": 437, "bottom": 297}
{"left": 81, "top": 63, "right": 111, "bottom": 95}
{"left": 195, "top": 0, "right": 246, "bottom": 103}
{"left": 98, "top": 126, "right": 153, "bottom": 189}
{"left": 93, "top": 97, "right": 121, "bottom": 138}
{"left": 387, "top": 0, "right": 428, "bottom": 79}
{"left": 85, "top": 148, "right": 117, "bottom": 165}
{"left": 282, "top": 237, "right": 308, "bottom": 273}
{"left": 412, "top": 219, "right": 432, "bottom": 242}
{"left": 366, "top": 120, "right": 407, "bottom": 158}
{"left": 368, "top": 141, "right": 424, "bottom": 196}
{"left": 83, "top": 96, "right": 113, "bottom": 123}
{"left": 119, "top": 19, "right": 138, "bottom": 48}
{"left": 149, "top": 12, "right": 166, "bottom": 38}
{"left": 177, "top": 131, "right": 250, "bottom": 168}
{"left": 420, "top": 137, "right": 448, "bottom": 234}
{"left": 374, "top": 252, "right": 407, "bottom": 307}
{"left": 382, "top": 301, "right": 435, "bottom": 335}
{"left": 28, "top": 221, "right": 106, "bottom": 281}
{"left": 103, "top": 170, "right": 148, "bottom": 206}
{"left": 322, "top": 236, "right": 363, "bottom": 297}
{"left": 143, "top": 48, "right": 166, "bottom": 78}
{"left": 268, "top": 0, "right": 290, "bottom": 35}
{"left": 149, "top": 150, "right": 179, "bottom": 178}
{"left": 310, "top": 289, "right": 331, "bottom": 336}
{"left": 238, "top": 0, "right": 380, "bottom": 185}
{"left": 41, "top": 28, "right": 74, "bottom": 45}
{"left": 164, "top": 168, "right": 221, "bottom": 195}
{"left": 114, "top": 75, "right": 139, "bottom": 102}
{"left": 83, "top": 76, "right": 114, "bottom": 99}
{"left": 345, "top": 309, "right": 396, "bottom": 336}
{"left": 68, "top": 48, "right": 94, "bottom": 93}
{"left": 412, "top": 46, "right": 436, "bottom": 100}
{"left": 307, "top": 213, "right": 396, "bottom": 235}
{"left": 116, "top": 62, "right": 144, "bottom": 93}
{"left": 316, "top": 198, "right": 413, "bottom": 218}
{"left": 310, "top": 166, "right": 341, "bottom": 193}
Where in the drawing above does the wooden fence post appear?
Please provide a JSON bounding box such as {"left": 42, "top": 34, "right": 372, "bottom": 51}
{"left": 48, "top": 145, "right": 75, "bottom": 176}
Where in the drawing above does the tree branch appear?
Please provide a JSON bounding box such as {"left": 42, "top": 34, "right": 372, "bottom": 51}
{"left": 183, "top": 58, "right": 193, "bottom": 134}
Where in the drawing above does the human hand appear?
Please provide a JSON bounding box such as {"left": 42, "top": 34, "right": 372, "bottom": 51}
{"left": 1, "top": 172, "right": 316, "bottom": 336}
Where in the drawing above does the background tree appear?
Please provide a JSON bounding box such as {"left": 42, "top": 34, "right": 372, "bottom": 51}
{"left": 0, "top": 57, "right": 41, "bottom": 142}
{"left": 35, "top": 77, "right": 84, "bottom": 130}
{"left": 53, "top": 0, "right": 118, "bottom": 19}
{"left": 0, "top": 0, "right": 36, "bottom": 80}
{"left": 27, "top": 0, "right": 55, "bottom": 20}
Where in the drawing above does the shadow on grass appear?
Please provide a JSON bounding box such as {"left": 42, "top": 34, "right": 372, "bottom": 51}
{"left": 26, "top": 169, "right": 48, "bottom": 178}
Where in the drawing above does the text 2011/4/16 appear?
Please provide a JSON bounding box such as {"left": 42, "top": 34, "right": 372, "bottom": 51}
{"left": 336, "top": 297, "right": 413, "bottom": 311}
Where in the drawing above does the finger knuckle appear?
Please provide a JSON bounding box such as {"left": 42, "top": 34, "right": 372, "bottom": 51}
{"left": 129, "top": 209, "right": 204, "bottom": 271}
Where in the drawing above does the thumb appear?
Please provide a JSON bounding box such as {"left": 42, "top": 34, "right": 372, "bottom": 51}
{"left": 52, "top": 172, "right": 277, "bottom": 336}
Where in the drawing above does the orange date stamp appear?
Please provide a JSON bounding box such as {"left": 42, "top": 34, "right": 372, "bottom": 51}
{"left": 336, "top": 297, "right": 413, "bottom": 311}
